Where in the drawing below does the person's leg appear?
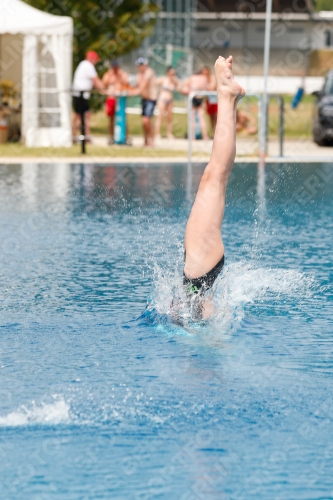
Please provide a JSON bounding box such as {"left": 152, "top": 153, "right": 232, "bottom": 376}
{"left": 72, "top": 113, "right": 80, "bottom": 138}
{"left": 166, "top": 102, "right": 174, "bottom": 139}
{"left": 109, "top": 114, "right": 115, "bottom": 139}
{"left": 147, "top": 116, "right": 154, "bottom": 146}
{"left": 184, "top": 56, "right": 245, "bottom": 279}
{"left": 197, "top": 105, "right": 209, "bottom": 141}
{"left": 155, "top": 100, "right": 166, "bottom": 138}
{"left": 142, "top": 116, "right": 150, "bottom": 145}
{"left": 208, "top": 111, "right": 217, "bottom": 136}
{"left": 212, "top": 112, "right": 217, "bottom": 133}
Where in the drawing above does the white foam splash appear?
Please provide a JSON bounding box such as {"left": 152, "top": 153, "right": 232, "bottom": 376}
{"left": 211, "top": 261, "right": 315, "bottom": 331}
{"left": 0, "top": 396, "right": 70, "bottom": 427}
{"left": 148, "top": 260, "right": 315, "bottom": 331}
{"left": 222, "top": 261, "right": 314, "bottom": 307}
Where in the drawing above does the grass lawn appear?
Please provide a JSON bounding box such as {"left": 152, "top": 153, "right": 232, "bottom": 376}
{"left": 0, "top": 143, "right": 190, "bottom": 159}
{"left": 90, "top": 100, "right": 191, "bottom": 138}
{"left": 268, "top": 95, "right": 313, "bottom": 139}
{"left": 91, "top": 95, "right": 314, "bottom": 140}
{"left": 0, "top": 95, "right": 315, "bottom": 159}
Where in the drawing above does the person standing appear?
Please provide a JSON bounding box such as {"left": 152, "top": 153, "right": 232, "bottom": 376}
{"left": 129, "top": 57, "right": 158, "bottom": 147}
{"left": 181, "top": 68, "right": 210, "bottom": 141}
{"left": 202, "top": 66, "right": 218, "bottom": 136}
{"left": 155, "top": 66, "right": 179, "bottom": 140}
{"left": 102, "top": 60, "right": 129, "bottom": 144}
{"left": 72, "top": 51, "right": 104, "bottom": 142}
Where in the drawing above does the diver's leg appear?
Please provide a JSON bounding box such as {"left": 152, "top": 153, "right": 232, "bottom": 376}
{"left": 184, "top": 56, "right": 245, "bottom": 279}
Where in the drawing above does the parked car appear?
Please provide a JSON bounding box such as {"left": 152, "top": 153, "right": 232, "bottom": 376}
{"left": 312, "top": 70, "right": 333, "bottom": 146}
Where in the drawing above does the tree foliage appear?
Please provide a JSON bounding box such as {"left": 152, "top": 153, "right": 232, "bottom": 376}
{"left": 24, "top": 0, "right": 159, "bottom": 66}
{"left": 314, "top": 0, "right": 333, "bottom": 11}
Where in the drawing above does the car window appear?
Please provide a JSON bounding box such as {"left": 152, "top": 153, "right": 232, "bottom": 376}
{"left": 324, "top": 77, "right": 333, "bottom": 95}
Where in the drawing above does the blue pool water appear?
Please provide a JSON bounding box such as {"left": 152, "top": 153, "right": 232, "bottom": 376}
{"left": 0, "top": 162, "right": 332, "bottom": 499}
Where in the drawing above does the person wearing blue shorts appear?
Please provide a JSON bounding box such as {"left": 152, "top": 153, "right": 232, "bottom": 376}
{"left": 129, "top": 57, "right": 158, "bottom": 146}
{"left": 142, "top": 98, "right": 156, "bottom": 118}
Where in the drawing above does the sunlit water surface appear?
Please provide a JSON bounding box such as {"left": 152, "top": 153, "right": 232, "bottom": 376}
{"left": 0, "top": 162, "right": 332, "bottom": 499}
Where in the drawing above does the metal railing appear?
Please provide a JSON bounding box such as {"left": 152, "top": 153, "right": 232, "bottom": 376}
{"left": 268, "top": 95, "right": 284, "bottom": 158}
{"left": 187, "top": 91, "right": 262, "bottom": 166}
{"left": 187, "top": 91, "right": 216, "bottom": 167}
{"left": 187, "top": 91, "right": 285, "bottom": 166}
{"left": 78, "top": 91, "right": 87, "bottom": 154}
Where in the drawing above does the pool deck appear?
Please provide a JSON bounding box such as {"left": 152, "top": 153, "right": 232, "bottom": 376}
{"left": 0, "top": 137, "right": 332, "bottom": 164}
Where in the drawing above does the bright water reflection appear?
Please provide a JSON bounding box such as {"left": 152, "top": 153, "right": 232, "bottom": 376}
{"left": 0, "top": 162, "right": 332, "bottom": 499}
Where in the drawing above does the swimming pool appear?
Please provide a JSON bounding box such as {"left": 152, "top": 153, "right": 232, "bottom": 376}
{"left": 0, "top": 162, "right": 332, "bottom": 499}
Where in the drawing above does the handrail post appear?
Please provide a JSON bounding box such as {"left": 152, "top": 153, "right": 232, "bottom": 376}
{"left": 79, "top": 90, "right": 86, "bottom": 155}
{"left": 187, "top": 92, "right": 195, "bottom": 201}
{"left": 187, "top": 92, "right": 194, "bottom": 168}
{"left": 258, "top": 94, "right": 265, "bottom": 160}
{"left": 279, "top": 96, "right": 284, "bottom": 158}
{"left": 267, "top": 94, "right": 284, "bottom": 158}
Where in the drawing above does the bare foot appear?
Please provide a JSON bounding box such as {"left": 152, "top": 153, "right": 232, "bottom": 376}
{"left": 214, "top": 55, "right": 245, "bottom": 100}
{"left": 144, "top": 137, "right": 155, "bottom": 148}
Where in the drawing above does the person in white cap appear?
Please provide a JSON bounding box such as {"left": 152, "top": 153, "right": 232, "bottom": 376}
{"left": 129, "top": 57, "right": 158, "bottom": 146}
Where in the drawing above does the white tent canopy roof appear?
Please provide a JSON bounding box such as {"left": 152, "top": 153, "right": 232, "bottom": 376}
{"left": 0, "top": 0, "right": 73, "bottom": 35}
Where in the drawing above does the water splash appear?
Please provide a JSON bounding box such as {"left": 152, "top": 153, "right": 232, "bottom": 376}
{"left": 145, "top": 259, "right": 316, "bottom": 334}
{"left": 0, "top": 396, "right": 70, "bottom": 427}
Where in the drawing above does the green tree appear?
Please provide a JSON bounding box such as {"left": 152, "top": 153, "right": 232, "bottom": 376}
{"left": 314, "top": 0, "right": 333, "bottom": 11}
{"left": 24, "top": 0, "right": 159, "bottom": 66}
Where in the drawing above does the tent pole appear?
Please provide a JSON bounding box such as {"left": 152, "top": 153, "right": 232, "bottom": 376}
{"left": 259, "top": 0, "right": 273, "bottom": 160}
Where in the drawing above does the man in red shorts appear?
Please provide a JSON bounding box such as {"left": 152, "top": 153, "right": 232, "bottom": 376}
{"left": 102, "top": 60, "right": 129, "bottom": 144}
{"left": 202, "top": 66, "right": 218, "bottom": 136}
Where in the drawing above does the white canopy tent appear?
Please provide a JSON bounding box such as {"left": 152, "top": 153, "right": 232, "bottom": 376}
{"left": 0, "top": 0, "right": 73, "bottom": 147}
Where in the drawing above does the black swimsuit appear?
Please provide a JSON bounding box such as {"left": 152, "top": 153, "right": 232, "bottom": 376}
{"left": 183, "top": 254, "right": 225, "bottom": 296}
{"left": 192, "top": 97, "right": 203, "bottom": 108}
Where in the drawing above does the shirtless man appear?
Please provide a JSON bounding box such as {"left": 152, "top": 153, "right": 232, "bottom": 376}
{"left": 129, "top": 57, "right": 158, "bottom": 146}
{"left": 181, "top": 68, "right": 211, "bottom": 141}
{"left": 183, "top": 55, "right": 245, "bottom": 319}
{"left": 102, "top": 60, "right": 129, "bottom": 144}
{"left": 202, "top": 66, "right": 218, "bottom": 135}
